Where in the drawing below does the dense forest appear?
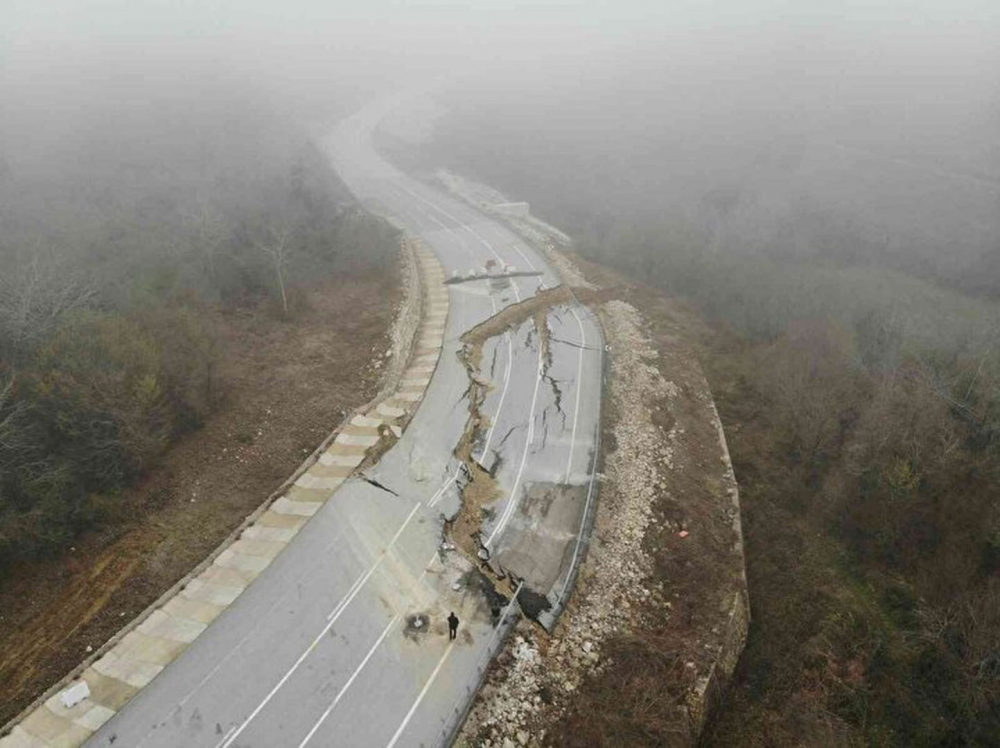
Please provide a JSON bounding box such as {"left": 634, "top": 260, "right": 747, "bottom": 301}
{"left": 420, "top": 74, "right": 1000, "bottom": 744}
{"left": 0, "top": 82, "right": 397, "bottom": 565}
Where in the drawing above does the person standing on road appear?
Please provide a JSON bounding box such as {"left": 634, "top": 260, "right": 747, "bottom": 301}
{"left": 448, "top": 611, "right": 459, "bottom": 640}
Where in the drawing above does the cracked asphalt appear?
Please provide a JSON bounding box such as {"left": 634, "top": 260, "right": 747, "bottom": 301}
{"left": 82, "top": 96, "right": 602, "bottom": 748}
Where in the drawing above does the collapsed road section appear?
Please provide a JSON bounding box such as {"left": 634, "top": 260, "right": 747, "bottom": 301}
{"left": 444, "top": 286, "right": 611, "bottom": 630}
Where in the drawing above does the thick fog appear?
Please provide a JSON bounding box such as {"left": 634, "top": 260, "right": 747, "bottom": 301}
{"left": 2, "top": 0, "right": 999, "bottom": 267}
{"left": 5, "top": 1, "right": 999, "bottom": 164}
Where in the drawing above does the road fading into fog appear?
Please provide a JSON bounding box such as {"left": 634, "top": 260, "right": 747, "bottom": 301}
{"left": 84, "top": 97, "right": 602, "bottom": 747}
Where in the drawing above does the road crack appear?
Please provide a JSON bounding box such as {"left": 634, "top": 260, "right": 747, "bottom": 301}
{"left": 360, "top": 475, "right": 399, "bottom": 497}
{"left": 444, "top": 285, "right": 617, "bottom": 620}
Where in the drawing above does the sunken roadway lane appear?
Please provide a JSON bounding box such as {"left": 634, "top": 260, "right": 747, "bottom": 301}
{"left": 81, "top": 99, "right": 603, "bottom": 748}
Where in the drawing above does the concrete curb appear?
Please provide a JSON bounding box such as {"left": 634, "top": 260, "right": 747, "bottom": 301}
{"left": 0, "top": 238, "right": 451, "bottom": 748}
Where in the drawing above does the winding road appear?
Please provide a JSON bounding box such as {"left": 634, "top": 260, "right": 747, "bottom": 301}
{"left": 81, "top": 96, "right": 603, "bottom": 748}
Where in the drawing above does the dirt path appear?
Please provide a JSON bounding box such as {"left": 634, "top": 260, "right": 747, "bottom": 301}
{"left": 0, "top": 266, "right": 400, "bottom": 726}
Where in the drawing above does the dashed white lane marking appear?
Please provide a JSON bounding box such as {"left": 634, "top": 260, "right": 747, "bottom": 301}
{"left": 296, "top": 616, "right": 399, "bottom": 748}
{"left": 485, "top": 337, "right": 545, "bottom": 548}
{"left": 303, "top": 549, "right": 442, "bottom": 732}
{"left": 327, "top": 570, "right": 368, "bottom": 623}
{"left": 385, "top": 641, "right": 457, "bottom": 748}
{"left": 221, "top": 503, "right": 422, "bottom": 748}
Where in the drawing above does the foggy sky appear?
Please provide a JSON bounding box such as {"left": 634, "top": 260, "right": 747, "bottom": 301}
{"left": 6, "top": 0, "right": 998, "bottom": 95}
{"left": 2, "top": 0, "right": 999, "bottom": 177}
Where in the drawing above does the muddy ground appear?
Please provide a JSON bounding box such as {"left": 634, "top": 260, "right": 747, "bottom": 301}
{"left": 0, "top": 265, "right": 400, "bottom": 726}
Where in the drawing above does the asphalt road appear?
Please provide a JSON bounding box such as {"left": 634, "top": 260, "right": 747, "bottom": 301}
{"left": 85, "top": 96, "right": 602, "bottom": 748}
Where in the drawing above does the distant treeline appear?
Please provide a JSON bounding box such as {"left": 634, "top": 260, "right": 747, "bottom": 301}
{"left": 0, "top": 104, "right": 397, "bottom": 564}
{"left": 425, "top": 79, "right": 1000, "bottom": 301}
{"left": 423, "top": 90, "right": 1000, "bottom": 744}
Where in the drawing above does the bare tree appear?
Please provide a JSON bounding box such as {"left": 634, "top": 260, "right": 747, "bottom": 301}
{"left": 255, "top": 227, "right": 292, "bottom": 316}
{"left": 0, "top": 373, "right": 32, "bottom": 482}
{"left": 0, "top": 253, "right": 96, "bottom": 361}
{"left": 184, "top": 196, "right": 231, "bottom": 286}
{"left": 0, "top": 375, "right": 18, "bottom": 448}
